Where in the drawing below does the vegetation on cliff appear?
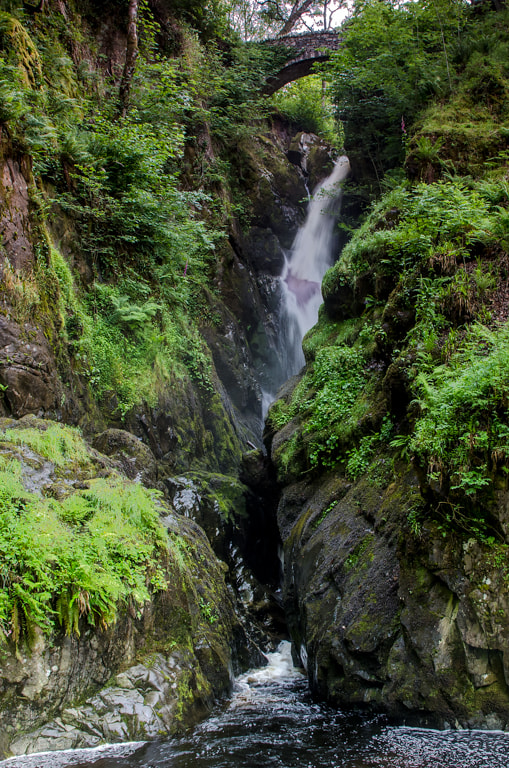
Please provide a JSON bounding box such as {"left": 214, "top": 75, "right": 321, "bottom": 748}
{"left": 4, "top": 0, "right": 509, "bottom": 739}
{"left": 0, "top": 417, "right": 175, "bottom": 644}
{"left": 0, "top": 0, "right": 290, "bottom": 427}
{"left": 263, "top": 1, "right": 509, "bottom": 724}
{"left": 0, "top": 420, "right": 240, "bottom": 756}
{"left": 268, "top": 0, "right": 509, "bottom": 543}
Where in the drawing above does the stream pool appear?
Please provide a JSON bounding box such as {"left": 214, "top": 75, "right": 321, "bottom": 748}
{"left": 3, "top": 642, "right": 509, "bottom": 768}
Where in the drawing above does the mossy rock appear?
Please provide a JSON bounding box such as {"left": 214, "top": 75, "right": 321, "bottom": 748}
{"left": 0, "top": 418, "right": 241, "bottom": 757}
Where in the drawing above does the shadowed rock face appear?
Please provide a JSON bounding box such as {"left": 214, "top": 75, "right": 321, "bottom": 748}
{"left": 0, "top": 315, "right": 61, "bottom": 417}
{"left": 0, "top": 143, "right": 63, "bottom": 419}
{"left": 266, "top": 409, "right": 509, "bottom": 729}
{"left": 0, "top": 153, "right": 34, "bottom": 272}
{"left": 92, "top": 428, "right": 159, "bottom": 486}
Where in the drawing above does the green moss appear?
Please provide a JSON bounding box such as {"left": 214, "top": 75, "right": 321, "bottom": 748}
{"left": 302, "top": 315, "right": 361, "bottom": 362}
{"left": 344, "top": 533, "right": 375, "bottom": 574}
{"left": 185, "top": 471, "right": 248, "bottom": 524}
{"left": 286, "top": 505, "right": 315, "bottom": 551}
{"left": 3, "top": 421, "right": 90, "bottom": 468}
{"left": 273, "top": 429, "right": 306, "bottom": 484}
{"left": 0, "top": 424, "right": 172, "bottom": 646}
{"left": 0, "top": 12, "right": 42, "bottom": 88}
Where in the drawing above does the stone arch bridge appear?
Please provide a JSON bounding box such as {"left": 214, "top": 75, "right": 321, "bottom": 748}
{"left": 262, "top": 30, "right": 341, "bottom": 95}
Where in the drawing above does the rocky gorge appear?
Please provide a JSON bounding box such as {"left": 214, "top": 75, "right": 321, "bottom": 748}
{"left": 2, "top": 0, "right": 509, "bottom": 759}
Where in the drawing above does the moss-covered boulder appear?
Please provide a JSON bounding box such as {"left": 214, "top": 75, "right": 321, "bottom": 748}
{"left": 271, "top": 444, "right": 509, "bottom": 727}
{"left": 0, "top": 417, "right": 243, "bottom": 758}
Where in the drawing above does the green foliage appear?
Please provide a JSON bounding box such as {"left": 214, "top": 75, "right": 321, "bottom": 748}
{"left": 303, "top": 316, "right": 360, "bottom": 361}
{"left": 0, "top": 438, "right": 170, "bottom": 646}
{"left": 0, "top": 10, "right": 296, "bottom": 424}
{"left": 409, "top": 324, "right": 509, "bottom": 500}
{"left": 171, "top": 0, "right": 230, "bottom": 40}
{"left": 326, "top": 177, "right": 505, "bottom": 291}
{"left": 305, "top": 344, "right": 375, "bottom": 469}
{"left": 199, "top": 598, "right": 218, "bottom": 624}
{"left": 0, "top": 10, "right": 42, "bottom": 87}
{"left": 3, "top": 423, "right": 90, "bottom": 467}
{"left": 266, "top": 372, "right": 313, "bottom": 432}
{"left": 267, "top": 5, "right": 509, "bottom": 549}
{"left": 271, "top": 75, "right": 341, "bottom": 146}
{"left": 324, "top": 0, "right": 468, "bottom": 188}
{"left": 322, "top": 163, "right": 509, "bottom": 514}
{"left": 345, "top": 416, "right": 393, "bottom": 480}
{"left": 207, "top": 41, "right": 282, "bottom": 136}
{"left": 109, "top": 293, "right": 161, "bottom": 337}
{"left": 270, "top": 313, "right": 390, "bottom": 476}
{"left": 346, "top": 434, "right": 378, "bottom": 480}
{"left": 53, "top": 112, "right": 216, "bottom": 277}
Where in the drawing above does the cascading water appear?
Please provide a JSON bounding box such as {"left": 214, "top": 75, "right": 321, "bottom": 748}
{"left": 277, "top": 155, "right": 350, "bottom": 384}
{"left": 6, "top": 150, "right": 509, "bottom": 768}
{"left": 6, "top": 642, "right": 509, "bottom": 768}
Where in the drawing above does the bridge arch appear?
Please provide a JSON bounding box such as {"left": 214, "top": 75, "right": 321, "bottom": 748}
{"left": 262, "top": 30, "right": 340, "bottom": 95}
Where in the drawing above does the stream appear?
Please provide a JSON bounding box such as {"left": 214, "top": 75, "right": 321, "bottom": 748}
{"left": 3, "top": 642, "right": 509, "bottom": 768}
{"left": 2, "top": 159, "right": 508, "bottom": 768}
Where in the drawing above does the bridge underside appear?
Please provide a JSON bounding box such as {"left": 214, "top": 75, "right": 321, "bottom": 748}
{"left": 263, "top": 54, "right": 329, "bottom": 95}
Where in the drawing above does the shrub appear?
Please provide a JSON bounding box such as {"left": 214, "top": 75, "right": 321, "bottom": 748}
{"left": 0, "top": 435, "right": 169, "bottom": 646}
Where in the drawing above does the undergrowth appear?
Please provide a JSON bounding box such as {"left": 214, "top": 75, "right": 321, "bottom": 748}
{"left": 270, "top": 4, "right": 509, "bottom": 542}
{"left": 0, "top": 423, "right": 170, "bottom": 647}
{"left": 0, "top": 4, "right": 287, "bottom": 419}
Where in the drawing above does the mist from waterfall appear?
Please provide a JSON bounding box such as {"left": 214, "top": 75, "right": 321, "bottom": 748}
{"left": 277, "top": 155, "right": 350, "bottom": 384}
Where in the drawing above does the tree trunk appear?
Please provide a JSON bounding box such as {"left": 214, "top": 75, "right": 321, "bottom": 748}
{"left": 279, "top": 0, "right": 315, "bottom": 35}
{"left": 118, "top": 0, "right": 139, "bottom": 119}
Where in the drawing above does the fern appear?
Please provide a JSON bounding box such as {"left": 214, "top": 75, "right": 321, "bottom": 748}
{"left": 110, "top": 294, "right": 161, "bottom": 334}
{"left": 0, "top": 433, "right": 171, "bottom": 647}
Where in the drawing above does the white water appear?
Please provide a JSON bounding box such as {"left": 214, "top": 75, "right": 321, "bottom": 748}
{"left": 236, "top": 640, "right": 301, "bottom": 688}
{"left": 7, "top": 641, "right": 509, "bottom": 767}
{"left": 279, "top": 155, "right": 350, "bottom": 379}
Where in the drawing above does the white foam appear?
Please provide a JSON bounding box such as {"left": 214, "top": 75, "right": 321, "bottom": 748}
{"left": 279, "top": 156, "right": 350, "bottom": 376}
{"left": 0, "top": 741, "right": 144, "bottom": 767}
{"left": 237, "top": 640, "right": 302, "bottom": 687}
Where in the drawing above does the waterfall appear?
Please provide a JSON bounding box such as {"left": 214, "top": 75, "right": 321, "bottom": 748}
{"left": 261, "top": 156, "right": 349, "bottom": 414}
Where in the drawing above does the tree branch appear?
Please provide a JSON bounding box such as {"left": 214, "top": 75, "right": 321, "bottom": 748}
{"left": 280, "top": 0, "right": 316, "bottom": 34}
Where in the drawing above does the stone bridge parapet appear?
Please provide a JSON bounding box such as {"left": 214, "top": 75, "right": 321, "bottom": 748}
{"left": 262, "top": 30, "right": 341, "bottom": 94}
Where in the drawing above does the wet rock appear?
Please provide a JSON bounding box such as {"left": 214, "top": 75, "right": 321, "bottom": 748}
{"left": 0, "top": 315, "right": 62, "bottom": 417}
{"left": 8, "top": 652, "right": 207, "bottom": 754}
{"left": 0, "top": 151, "right": 33, "bottom": 272}
{"left": 287, "top": 131, "right": 335, "bottom": 190}
{"left": 92, "top": 428, "right": 158, "bottom": 486}
{"left": 239, "top": 448, "right": 275, "bottom": 493}
{"left": 165, "top": 469, "right": 282, "bottom": 660}
{"left": 0, "top": 420, "right": 241, "bottom": 759}
{"left": 272, "top": 453, "right": 509, "bottom": 727}
{"left": 242, "top": 134, "right": 307, "bottom": 249}
{"left": 239, "top": 226, "right": 286, "bottom": 276}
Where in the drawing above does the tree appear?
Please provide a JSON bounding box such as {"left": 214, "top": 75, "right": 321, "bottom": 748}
{"left": 228, "top": 0, "right": 345, "bottom": 39}
{"left": 324, "top": 0, "right": 467, "bottom": 184}
{"left": 118, "top": 0, "right": 139, "bottom": 118}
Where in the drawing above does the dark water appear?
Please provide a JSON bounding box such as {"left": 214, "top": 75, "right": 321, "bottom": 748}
{"left": 4, "top": 643, "right": 509, "bottom": 768}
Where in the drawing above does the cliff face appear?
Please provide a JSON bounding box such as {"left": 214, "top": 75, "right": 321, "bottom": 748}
{"left": 0, "top": 416, "right": 245, "bottom": 757}
{"left": 268, "top": 461, "right": 509, "bottom": 728}
{"left": 265, "top": 17, "right": 509, "bottom": 722}
{"left": 7, "top": 0, "right": 509, "bottom": 747}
